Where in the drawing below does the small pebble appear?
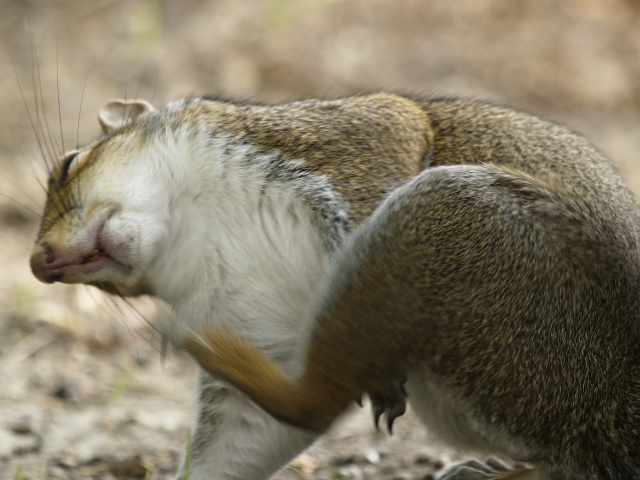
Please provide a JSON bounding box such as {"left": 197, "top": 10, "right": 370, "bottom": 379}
{"left": 364, "top": 449, "right": 381, "bottom": 464}
{"left": 11, "top": 432, "right": 41, "bottom": 454}
{"left": 8, "top": 413, "right": 34, "bottom": 434}
{"left": 51, "top": 376, "right": 85, "bottom": 403}
{"left": 47, "top": 465, "right": 69, "bottom": 479}
{"left": 290, "top": 453, "right": 317, "bottom": 475}
{"left": 391, "top": 474, "right": 412, "bottom": 480}
{"left": 414, "top": 452, "right": 435, "bottom": 465}
{"left": 108, "top": 453, "right": 149, "bottom": 478}
{"left": 337, "top": 464, "right": 364, "bottom": 479}
{"left": 55, "top": 453, "right": 79, "bottom": 468}
{"left": 332, "top": 454, "right": 357, "bottom": 466}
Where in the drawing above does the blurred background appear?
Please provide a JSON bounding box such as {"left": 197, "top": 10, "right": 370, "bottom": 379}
{"left": 1, "top": 0, "right": 640, "bottom": 478}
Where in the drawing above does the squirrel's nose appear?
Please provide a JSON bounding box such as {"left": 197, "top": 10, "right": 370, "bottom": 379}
{"left": 43, "top": 243, "right": 56, "bottom": 264}
{"left": 30, "top": 243, "right": 61, "bottom": 283}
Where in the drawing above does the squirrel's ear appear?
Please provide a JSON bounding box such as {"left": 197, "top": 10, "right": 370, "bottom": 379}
{"left": 98, "top": 99, "right": 155, "bottom": 134}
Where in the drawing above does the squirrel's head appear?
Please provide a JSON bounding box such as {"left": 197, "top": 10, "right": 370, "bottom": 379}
{"left": 29, "top": 99, "right": 172, "bottom": 297}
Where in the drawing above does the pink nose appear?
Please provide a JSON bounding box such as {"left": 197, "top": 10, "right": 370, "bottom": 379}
{"left": 44, "top": 244, "right": 56, "bottom": 264}
{"left": 30, "top": 244, "right": 61, "bottom": 283}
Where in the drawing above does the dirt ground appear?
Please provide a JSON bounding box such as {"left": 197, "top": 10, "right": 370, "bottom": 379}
{"left": 1, "top": 1, "right": 640, "bottom": 479}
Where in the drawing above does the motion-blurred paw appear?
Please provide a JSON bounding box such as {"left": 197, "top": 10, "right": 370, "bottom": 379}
{"left": 369, "top": 375, "right": 407, "bottom": 434}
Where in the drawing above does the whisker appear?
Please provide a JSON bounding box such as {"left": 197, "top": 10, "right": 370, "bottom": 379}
{"left": 28, "top": 27, "right": 60, "bottom": 170}
{"left": 56, "top": 44, "right": 65, "bottom": 155}
{"left": 71, "top": 73, "right": 90, "bottom": 222}
{"left": 82, "top": 287, "right": 167, "bottom": 363}
{"left": 76, "top": 72, "right": 89, "bottom": 150}
{"left": 106, "top": 295, "right": 142, "bottom": 360}
{"left": 81, "top": 286, "right": 147, "bottom": 359}
{"left": 0, "top": 193, "right": 42, "bottom": 219}
{"left": 23, "top": 27, "right": 72, "bottom": 223}
{"left": 29, "top": 40, "right": 76, "bottom": 221}
{"left": 22, "top": 149, "right": 49, "bottom": 199}
{"left": 4, "top": 116, "right": 49, "bottom": 203}
{"left": 82, "top": 284, "right": 120, "bottom": 321}
{"left": 36, "top": 53, "right": 62, "bottom": 161}
{"left": 121, "top": 83, "right": 128, "bottom": 130}
{"left": 27, "top": 30, "right": 74, "bottom": 222}
{"left": 12, "top": 48, "right": 52, "bottom": 178}
{"left": 119, "top": 296, "right": 165, "bottom": 339}
{"left": 119, "top": 296, "right": 180, "bottom": 365}
{"left": 149, "top": 67, "right": 159, "bottom": 109}
{"left": 125, "top": 73, "right": 147, "bottom": 126}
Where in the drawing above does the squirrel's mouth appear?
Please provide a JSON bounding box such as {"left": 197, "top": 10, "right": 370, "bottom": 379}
{"left": 29, "top": 207, "right": 129, "bottom": 285}
{"left": 82, "top": 248, "right": 105, "bottom": 265}
{"left": 31, "top": 244, "right": 125, "bottom": 285}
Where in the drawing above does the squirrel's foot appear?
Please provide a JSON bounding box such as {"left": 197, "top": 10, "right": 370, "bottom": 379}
{"left": 369, "top": 375, "right": 407, "bottom": 434}
{"left": 436, "top": 458, "right": 534, "bottom": 480}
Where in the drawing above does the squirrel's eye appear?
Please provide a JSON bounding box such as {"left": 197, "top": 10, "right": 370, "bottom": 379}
{"left": 59, "top": 151, "right": 79, "bottom": 185}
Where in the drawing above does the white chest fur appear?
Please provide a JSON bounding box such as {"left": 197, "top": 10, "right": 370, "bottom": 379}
{"left": 144, "top": 130, "right": 347, "bottom": 372}
{"left": 141, "top": 130, "right": 350, "bottom": 480}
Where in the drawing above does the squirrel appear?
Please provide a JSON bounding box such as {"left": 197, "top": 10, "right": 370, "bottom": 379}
{"left": 181, "top": 100, "right": 640, "bottom": 479}
{"left": 30, "top": 93, "right": 640, "bottom": 479}
{"left": 29, "top": 93, "right": 433, "bottom": 480}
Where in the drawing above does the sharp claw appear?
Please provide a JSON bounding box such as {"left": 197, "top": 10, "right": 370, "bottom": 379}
{"left": 373, "top": 408, "right": 383, "bottom": 431}
{"left": 387, "top": 400, "right": 406, "bottom": 435}
{"left": 370, "top": 395, "right": 383, "bottom": 430}
{"left": 369, "top": 377, "right": 408, "bottom": 434}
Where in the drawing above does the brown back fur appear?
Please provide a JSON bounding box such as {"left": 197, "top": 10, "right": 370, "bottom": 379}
{"left": 185, "top": 97, "right": 640, "bottom": 479}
